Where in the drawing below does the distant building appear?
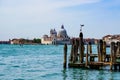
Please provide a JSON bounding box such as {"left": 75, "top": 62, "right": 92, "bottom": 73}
{"left": 0, "top": 41, "right": 10, "bottom": 44}
{"left": 41, "top": 25, "right": 71, "bottom": 45}
{"left": 10, "top": 39, "right": 22, "bottom": 44}
{"left": 103, "top": 34, "right": 120, "bottom": 46}
{"left": 10, "top": 38, "right": 41, "bottom": 45}
{"left": 103, "top": 35, "right": 112, "bottom": 41}
{"left": 84, "top": 38, "right": 99, "bottom": 45}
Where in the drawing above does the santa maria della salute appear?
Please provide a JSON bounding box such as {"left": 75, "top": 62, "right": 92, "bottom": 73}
{"left": 41, "top": 25, "right": 71, "bottom": 45}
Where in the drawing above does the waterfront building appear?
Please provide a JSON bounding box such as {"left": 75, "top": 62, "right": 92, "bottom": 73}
{"left": 41, "top": 25, "right": 71, "bottom": 45}
{"left": 103, "top": 34, "right": 120, "bottom": 46}
{"left": 10, "top": 38, "right": 41, "bottom": 45}
{"left": 0, "top": 41, "right": 10, "bottom": 44}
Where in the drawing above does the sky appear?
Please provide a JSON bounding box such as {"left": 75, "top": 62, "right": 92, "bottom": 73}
{"left": 0, "top": 0, "right": 120, "bottom": 40}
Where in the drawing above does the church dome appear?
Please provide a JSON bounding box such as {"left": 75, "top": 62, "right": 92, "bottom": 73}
{"left": 50, "top": 29, "right": 57, "bottom": 35}
{"left": 58, "top": 25, "right": 68, "bottom": 38}
{"left": 50, "top": 29, "right": 57, "bottom": 37}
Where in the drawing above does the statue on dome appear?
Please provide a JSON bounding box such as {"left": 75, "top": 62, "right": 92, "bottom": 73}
{"left": 61, "top": 25, "right": 64, "bottom": 29}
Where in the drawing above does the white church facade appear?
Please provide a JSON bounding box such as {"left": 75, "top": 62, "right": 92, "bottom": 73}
{"left": 41, "top": 25, "right": 71, "bottom": 45}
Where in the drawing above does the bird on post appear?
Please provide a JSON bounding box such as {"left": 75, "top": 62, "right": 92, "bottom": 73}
{"left": 80, "top": 24, "right": 84, "bottom": 32}
{"left": 79, "top": 24, "right": 84, "bottom": 38}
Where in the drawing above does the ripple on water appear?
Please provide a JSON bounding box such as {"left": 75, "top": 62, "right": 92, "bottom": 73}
{"left": 0, "top": 74, "right": 5, "bottom": 77}
{"left": 13, "top": 79, "right": 25, "bottom": 80}
{"left": 12, "top": 65, "right": 20, "bottom": 68}
{"left": 26, "top": 69, "right": 43, "bottom": 72}
{"left": 0, "top": 63, "right": 6, "bottom": 65}
{"left": 41, "top": 72, "right": 60, "bottom": 78}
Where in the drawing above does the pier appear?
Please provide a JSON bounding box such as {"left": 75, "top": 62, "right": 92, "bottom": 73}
{"left": 63, "top": 31, "right": 120, "bottom": 71}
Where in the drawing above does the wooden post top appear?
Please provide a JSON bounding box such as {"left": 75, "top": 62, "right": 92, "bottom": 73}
{"left": 79, "top": 32, "right": 83, "bottom": 38}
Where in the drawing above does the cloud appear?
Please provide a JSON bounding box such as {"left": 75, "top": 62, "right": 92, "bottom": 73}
{"left": 51, "top": 0, "right": 100, "bottom": 8}
{"left": 0, "top": 0, "right": 101, "bottom": 24}
{"left": 0, "top": 0, "right": 103, "bottom": 40}
{"left": 1, "top": 0, "right": 101, "bottom": 13}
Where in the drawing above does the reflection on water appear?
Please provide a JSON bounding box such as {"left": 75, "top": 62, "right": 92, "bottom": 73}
{"left": 62, "top": 68, "right": 120, "bottom": 80}
{"left": 62, "top": 69, "right": 67, "bottom": 80}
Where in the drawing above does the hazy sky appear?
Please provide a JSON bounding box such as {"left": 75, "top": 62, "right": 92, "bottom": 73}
{"left": 0, "top": 0, "right": 120, "bottom": 40}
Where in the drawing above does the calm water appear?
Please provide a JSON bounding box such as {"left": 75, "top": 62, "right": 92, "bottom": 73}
{"left": 0, "top": 44, "right": 119, "bottom": 80}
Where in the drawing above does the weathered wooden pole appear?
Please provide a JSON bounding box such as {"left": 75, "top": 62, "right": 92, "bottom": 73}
{"left": 73, "top": 43, "right": 77, "bottom": 63}
{"left": 99, "top": 40, "right": 103, "bottom": 62}
{"left": 110, "top": 42, "right": 115, "bottom": 70}
{"left": 71, "top": 39, "right": 78, "bottom": 63}
{"left": 69, "top": 39, "right": 74, "bottom": 62}
{"left": 79, "top": 32, "right": 84, "bottom": 63}
{"left": 63, "top": 44, "right": 67, "bottom": 68}
{"left": 116, "top": 42, "right": 120, "bottom": 71}
{"left": 86, "top": 44, "right": 89, "bottom": 67}
{"left": 114, "top": 43, "right": 117, "bottom": 70}
{"left": 118, "top": 42, "right": 120, "bottom": 55}
{"left": 116, "top": 42, "right": 120, "bottom": 55}
{"left": 74, "top": 39, "right": 79, "bottom": 62}
{"left": 98, "top": 42, "right": 100, "bottom": 62}
{"left": 89, "top": 42, "right": 94, "bottom": 62}
{"left": 88, "top": 42, "right": 92, "bottom": 55}
{"left": 103, "top": 41, "right": 106, "bottom": 62}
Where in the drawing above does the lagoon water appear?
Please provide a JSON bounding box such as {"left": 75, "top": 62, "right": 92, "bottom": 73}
{"left": 0, "top": 44, "right": 120, "bottom": 80}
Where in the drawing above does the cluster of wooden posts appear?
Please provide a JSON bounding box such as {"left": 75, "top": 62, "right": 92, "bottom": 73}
{"left": 63, "top": 32, "right": 120, "bottom": 71}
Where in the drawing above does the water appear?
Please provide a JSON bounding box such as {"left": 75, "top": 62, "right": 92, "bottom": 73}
{"left": 0, "top": 44, "right": 119, "bottom": 80}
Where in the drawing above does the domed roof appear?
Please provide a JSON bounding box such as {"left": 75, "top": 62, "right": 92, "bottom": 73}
{"left": 58, "top": 25, "right": 68, "bottom": 38}
{"left": 50, "top": 29, "right": 57, "bottom": 34}
{"left": 50, "top": 29, "right": 57, "bottom": 38}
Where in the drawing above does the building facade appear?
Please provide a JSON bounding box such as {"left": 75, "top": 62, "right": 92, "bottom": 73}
{"left": 41, "top": 25, "right": 71, "bottom": 45}
{"left": 103, "top": 34, "right": 120, "bottom": 46}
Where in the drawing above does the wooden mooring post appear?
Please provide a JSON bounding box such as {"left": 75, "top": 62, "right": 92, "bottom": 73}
{"left": 99, "top": 40, "right": 103, "bottom": 62}
{"left": 89, "top": 42, "right": 94, "bottom": 62}
{"left": 110, "top": 42, "right": 115, "bottom": 70}
{"left": 69, "top": 39, "right": 75, "bottom": 62}
{"left": 103, "top": 41, "right": 106, "bottom": 62}
{"left": 67, "top": 28, "right": 120, "bottom": 71}
{"left": 85, "top": 44, "right": 89, "bottom": 67}
{"left": 63, "top": 44, "right": 67, "bottom": 68}
{"left": 89, "top": 42, "right": 92, "bottom": 55}
{"left": 97, "top": 42, "right": 100, "bottom": 62}
{"left": 74, "top": 39, "right": 79, "bottom": 62}
{"left": 69, "top": 39, "right": 79, "bottom": 63}
{"left": 116, "top": 42, "right": 120, "bottom": 71}
{"left": 114, "top": 42, "right": 117, "bottom": 70}
{"left": 117, "top": 42, "right": 120, "bottom": 55}
{"left": 79, "top": 32, "right": 84, "bottom": 63}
